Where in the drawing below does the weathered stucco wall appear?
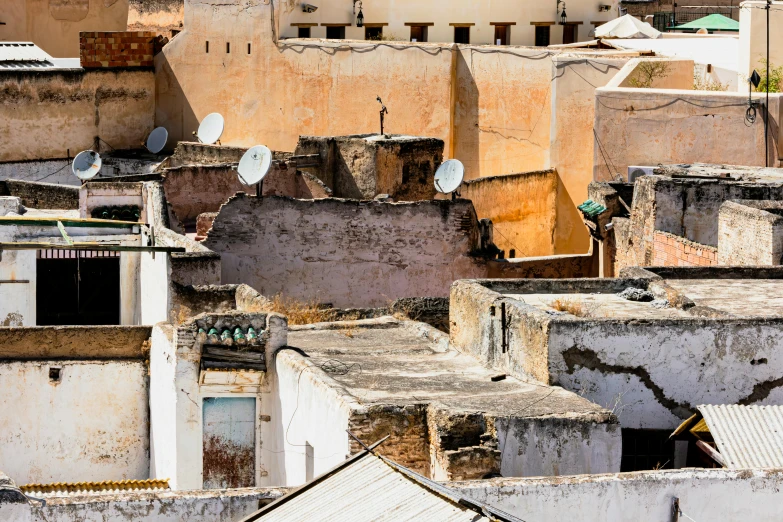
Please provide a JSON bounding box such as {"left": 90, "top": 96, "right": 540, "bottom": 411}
{"left": 0, "top": 0, "right": 129, "bottom": 58}
{"left": 0, "top": 487, "right": 286, "bottom": 522}
{"left": 0, "top": 360, "right": 149, "bottom": 484}
{"left": 549, "top": 55, "right": 631, "bottom": 253}
{"left": 594, "top": 85, "right": 783, "bottom": 180}
{"left": 453, "top": 468, "right": 783, "bottom": 522}
{"left": 0, "top": 69, "right": 155, "bottom": 162}
{"left": 454, "top": 169, "right": 558, "bottom": 257}
{"left": 204, "top": 195, "right": 489, "bottom": 308}
{"left": 128, "top": 0, "right": 184, "bottom": 34}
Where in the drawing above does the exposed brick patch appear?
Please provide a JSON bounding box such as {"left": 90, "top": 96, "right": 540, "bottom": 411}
{"left": 80, "top": 31, "right": 163, "bottom": 68}
{"left": 652, "top": 230, "right": 718, "bottom": 267}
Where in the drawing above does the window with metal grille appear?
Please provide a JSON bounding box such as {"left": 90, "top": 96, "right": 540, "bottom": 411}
{"left": 454, "top": 26, "right": 470, "bottom": 44}
{"left": 621, "top": 429, "right": 675, "bottom": 472}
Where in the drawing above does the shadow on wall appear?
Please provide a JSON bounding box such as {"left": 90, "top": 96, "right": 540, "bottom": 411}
{"left": 454, "top": 50, "right": 480, "bottom": 180}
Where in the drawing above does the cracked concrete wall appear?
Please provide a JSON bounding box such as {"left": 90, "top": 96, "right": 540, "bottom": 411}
{"left": 0, "top": 0, "right": 129, "bottom": 58}
{"left": 0, "top": 69, "right": 154, "bottom": 162}
{"left": 453, "top": 468, "right": 783, "bottom": 522}
{"left": 0, "top": 360, "right": 149, "bottom": 485}
{"left": 547, "top": 319, "right": 783, "bottom": 429}
{"left": 204, "top": 195, "right": 488, "bottom": 308}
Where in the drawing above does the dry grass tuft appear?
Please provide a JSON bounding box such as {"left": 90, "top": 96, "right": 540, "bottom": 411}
{"left": 261, "top": 294, "right": 338, "bottom": 325}
{"left": 340, "top": 325, "right": 360, "bottom": 338}
{"left": 548, "top": 297, "right": 600, "bottom": 318}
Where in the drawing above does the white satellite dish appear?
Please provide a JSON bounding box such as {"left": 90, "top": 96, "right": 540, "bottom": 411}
{"left": 237, "top": 145, "right": 272, "bottom": 186}
{"left": 72, "top": 150, "right": 102, "bottom": 181}
{"left": 197, "top": 113, "right": 225, "bottom": 145}
{"left": 146, "top": 127, "right": 168, "bottom": 153}
{"left": 434, "top": 159, "right": 465, "bottom": 196}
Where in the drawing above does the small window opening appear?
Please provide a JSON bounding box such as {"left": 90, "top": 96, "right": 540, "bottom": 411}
{"left": 365, "top": 26, "right": 383, "bottom": 40}
{"left": 326, "top": 26, "right": 346, "bottom": 39}
{"left": 247, "top": 43, "right": 251, "bottom": 54}
{"left": 534, "top": 26, "right": 550, "bottom": 47}
{"left": 409, "top": 25, "right": 428, "bottom": 42}
{"left": 206, "top": 41, "right": 209, "bottom": 53}
{"left": 226, "top": 42, "right": 230, "bottom": 53}
{"left": 49, "top": 367, "right": 61, "bottom": 382}
{"left": 454, "top": 26, "right": 470, "bottom": 44}
{"left": 298, "top": 26, "right": 311, "bottom": 38}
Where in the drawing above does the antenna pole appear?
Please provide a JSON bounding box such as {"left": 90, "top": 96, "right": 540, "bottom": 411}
{"left": 376, "top": 96, "right": 388, "bottom": 135}
{"left": 256, "top": 180, "right": 263, "bottom": 198}
{"left": 766, "top": 0, "right": 771, "bottom": 167}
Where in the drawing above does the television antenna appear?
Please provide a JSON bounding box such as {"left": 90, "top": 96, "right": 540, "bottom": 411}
{"left": 194, "top": 113, "right": 224, "bottom": 145}
{"left": 145, "top": 127, "right": 168, "bottom": 154}
{"left": 72, "top": 150, "right": 102, "bottom": 181}
{"left": 376, "top": 96, "right": 388, "bottom": 135}
{"left": 237, "top": 145, "right": 272, "bottom": 197}
{"left": 434, "top": 159, "right": 464, "bottom": 201}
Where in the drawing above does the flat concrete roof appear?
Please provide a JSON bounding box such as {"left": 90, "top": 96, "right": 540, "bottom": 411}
{"left": 665, "top": 279, "right": 783, "bottom": 317}
{"left": 286, "top": 317, "right": 613, "bottom": 419}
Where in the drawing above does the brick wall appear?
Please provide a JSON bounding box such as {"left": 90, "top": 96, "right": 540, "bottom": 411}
{"left": 80, "top": 32, "right": 157, "bottom": 68}
{"left": 652, "top": 231, "right": 718, "bottom": 267}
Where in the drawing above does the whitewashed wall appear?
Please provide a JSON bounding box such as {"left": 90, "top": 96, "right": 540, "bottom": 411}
{"left": 270, "top": 350, "right": 354, "bottom": 486}
{"left": 453, "top": 468, "right": 783, "bottom": 522}
{"left": 0, "top": 361, "right": 149, "bottom": 484}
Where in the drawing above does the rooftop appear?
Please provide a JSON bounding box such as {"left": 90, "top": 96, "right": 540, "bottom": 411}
{"left": 286, "top": 317, "right": 611, "bottom": 418}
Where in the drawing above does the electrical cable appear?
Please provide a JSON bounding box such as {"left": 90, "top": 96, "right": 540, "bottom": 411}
{"left": 33, "top": 162, "right": 71, "bottom": 182}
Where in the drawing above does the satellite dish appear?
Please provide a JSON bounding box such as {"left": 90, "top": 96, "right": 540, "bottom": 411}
{"left": 197, "top": 113, "right": 225, "bottom": 145}
{"left": 434, "top": 159, "right": 465, "bottom": 195}
{"left": 237, "top": 145, "right": 272, "bottom": 186}
{"left": 72, "top": 150, "right": 102, "bottom": 180}
{"left": 146, "top": 127, "right": 168, "bottom": 153}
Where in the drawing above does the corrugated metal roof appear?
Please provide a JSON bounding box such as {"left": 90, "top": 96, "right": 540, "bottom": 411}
{"left": 247, "top": 452, "right": 497, "bottom": 522}
{"left": 698, "top": 405, "right": 783, "bottom": 469}
{"left": 0, "top": 42, "right": 51, "bottom": 62}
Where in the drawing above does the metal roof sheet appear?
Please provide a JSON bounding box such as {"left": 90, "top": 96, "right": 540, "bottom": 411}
{"left": 249, "top": 453, "right": 494, "bottom": 522}
{"left": 698, "top": 405, "right": 783, "bottom": 469}
{"left": 0, "top": 42, "right": 51, "bottom": 62}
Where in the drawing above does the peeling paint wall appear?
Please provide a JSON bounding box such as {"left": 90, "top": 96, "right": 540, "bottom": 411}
{"left": 0, "top": 69, "right": 154, "bottom": 162}
{"left": 452, "top": 468, "right": 783, "bottom": 522}
{"left": 0, "top": 360, "right": 149, "bottom": 484}
{"left": 204, "top": 195, "right": 488, "bottom": 308}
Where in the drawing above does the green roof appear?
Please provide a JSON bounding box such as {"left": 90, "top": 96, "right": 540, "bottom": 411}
{"left": 673, "top": 14, "right": 739, "bottom": 32}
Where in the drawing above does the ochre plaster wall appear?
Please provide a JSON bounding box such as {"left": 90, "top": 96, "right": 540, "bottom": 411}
{"left": 0, "top": 0, "right": 129, "bottom": 58}
{"left": 0, "top": 69, "right": 155, "bottom": 162}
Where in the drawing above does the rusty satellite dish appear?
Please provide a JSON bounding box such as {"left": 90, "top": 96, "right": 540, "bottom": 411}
{"left": 72, "top": 150, "right": 102, "bottom": 181}
{"left": 237, "top": 145, "right": 272, "bottom": 186}
{"left": 197, "top": 113, "right": 225, "bottom": 145}
{"left": 434, "top": 159, "right": 465, "bottom": 195}
{"left": 146, "top": 127, "right": 168, "bottom": 154}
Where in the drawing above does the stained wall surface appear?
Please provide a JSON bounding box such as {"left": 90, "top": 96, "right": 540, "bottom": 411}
{"left": 0, "top": 360, "right": 149, "bottom": 484}
{"left": 204, "top": 195, "right": 488, "bottom": 307}
{"left": 0, "top": 69, "right": 155, "bottom": 162}
{"left": 0, "top": 0, "right": 129, "bottom": 58}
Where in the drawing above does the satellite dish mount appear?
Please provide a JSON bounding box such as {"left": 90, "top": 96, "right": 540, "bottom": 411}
{"left": 376, "top": 96, "right": 388, "bottom": 135}
{"left": 236, "top": 145, "right": 273, "bottom": 198}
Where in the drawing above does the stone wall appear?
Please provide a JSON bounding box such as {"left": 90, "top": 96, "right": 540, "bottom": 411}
{"left": 0, "top": 69, "right": 155, "bottom": 162}
{"left": 294, "top": 135, "right": 443, "bottom": 200}
{"left": 2, "top": 180, "right": 79, "bottom": 210}
{"left": 203, "top": 195, "right": 490, "bottom": 308}
{"left": 719, "top": 200, "right": 783, "bottom": 265}
{"left": 652, "top": 231, "right": 718, "bottom": 267}
{"left": 80, "top": 31, "right": 157, "bottom": 68}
